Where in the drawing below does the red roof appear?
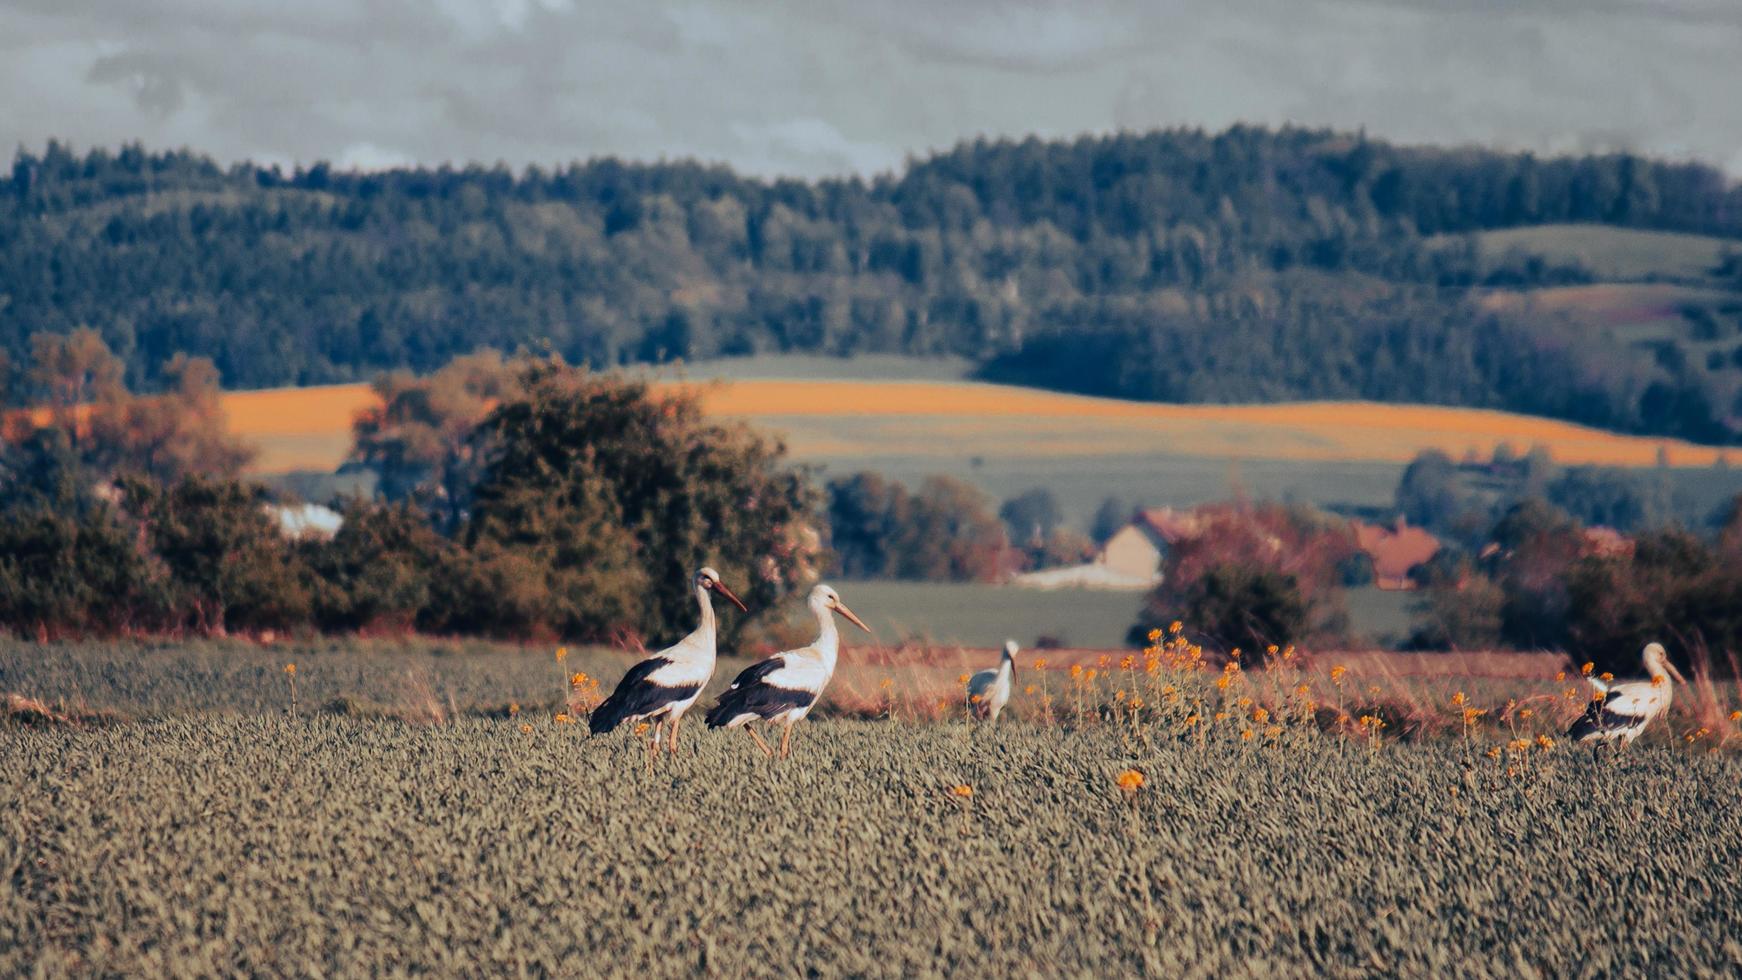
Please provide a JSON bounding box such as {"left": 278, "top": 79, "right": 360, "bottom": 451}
{"left": 1352, "top": 519, "right": 1441, "bottom": 588}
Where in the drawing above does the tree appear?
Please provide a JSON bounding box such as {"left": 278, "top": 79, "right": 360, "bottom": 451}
{"left": 998, "top": 487, "right": 1062, "bottom": 545}
{"left": 1178, "top": 564, "right": 1309, "bottom": 654}
{"left": 460, "top": 360, "right": 817, "bottom": 643}
{"left": 891, "top": 477, "right": 1009, "bottom": 582}
{"left": 120, "top": 474, "right": 311, "bottom": 635}
{"left": 1407, "top": 576, "right": 1504, "bottom": 650}
{"left": 1091, "top": 495, "right": 1131, "bottom": 543}
{"left": 7, "top": 332, "right": 252, "bottom": 485}
{"left": 1395, "top": 450, "right": 1463, "bottom": 530}
{"left": 1130, "top": 503, "right": 1354, "bottom": 654}
{"left": 825, "top": 472, "right": 911, "bottom": 578}
{"left": 304, "top": 500, "right": 456, "bottom": 633}
{"left": 348, "top": 349, "right": 523, "bottom": 528}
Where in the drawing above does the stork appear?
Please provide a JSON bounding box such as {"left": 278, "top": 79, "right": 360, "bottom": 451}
{"left": 704, "top": 583, "right": 871, "bottom": 758}
{"left": 589, "top": 567, "right": 748, "bottom": 759}
{"left": 1567, "top": 642, "right": 1687, "bottom": 746}
{"left": 967, "top": 639, "right": 1017, "bottom": 723}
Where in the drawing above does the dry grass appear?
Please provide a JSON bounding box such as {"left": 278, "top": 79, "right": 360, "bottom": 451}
{"left": 220, "top": 376, "right": 1730, "bottom": 475}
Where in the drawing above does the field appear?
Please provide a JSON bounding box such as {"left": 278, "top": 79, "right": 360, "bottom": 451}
{"left": 228, "top": 372, "right": 1736, "bottom": 476}
{"left": 4, "top": 640, "right": 1742, "bottom": 975}
{"left": 1465, "top": 224, "right": 1737, "bottom": 281}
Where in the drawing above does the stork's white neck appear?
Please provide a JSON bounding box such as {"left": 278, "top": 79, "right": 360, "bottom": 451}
{"left": 810, "top": 594, "right": 840, "bottom": 672}
{"left": 694, "top": 580, "right": 718, "bottom": 654}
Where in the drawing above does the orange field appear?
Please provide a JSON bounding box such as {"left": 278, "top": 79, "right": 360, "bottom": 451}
{"left": 222, "top": 377, "right": 1730, "bottom": 474}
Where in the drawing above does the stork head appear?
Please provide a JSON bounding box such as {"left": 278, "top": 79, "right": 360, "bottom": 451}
{"left": 1641, "top": 642, "right": 1685, "bottom": 684}
{"left": 810, "top": 583, "right": 872, "bottom": 635}
{"left": 1002, "top": 638, "right": 1019, "bottom": 674}
{"left": 696, "top": 566, "right": 748, "bottom": 612}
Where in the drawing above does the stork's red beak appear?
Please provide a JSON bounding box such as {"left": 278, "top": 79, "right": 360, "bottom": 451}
{"left": 833, "top": 601, "right": 873, "bottom": 636}
{"left": 712, "top": 579, "right": 749, "bottom": 613}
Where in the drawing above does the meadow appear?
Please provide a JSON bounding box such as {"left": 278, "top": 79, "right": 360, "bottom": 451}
{"left": 1464, "top": 224, "right": 1738, "bottom": 282}
{"left": 4, "top": 638, "right": 1741, "bottom": 976}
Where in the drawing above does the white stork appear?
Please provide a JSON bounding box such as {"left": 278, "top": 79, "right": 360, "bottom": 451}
{"left": 1567, "top": 642, "right": 1687, "bottom": 746}
{"left": 967, "top": 639, "right": 1017, "bottom": 723}
{"left": 704, "top": 583, "right": 871, "bottom": 758}
{"left": 589, "top": 567, "right": 748, "bottom": 758}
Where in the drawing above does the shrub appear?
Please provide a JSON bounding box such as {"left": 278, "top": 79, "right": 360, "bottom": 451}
{"left": 120, "top": 475, "right": 312, "bottom": 635}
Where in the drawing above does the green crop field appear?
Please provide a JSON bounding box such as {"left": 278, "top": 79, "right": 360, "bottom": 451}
{"left": 4, "top": 641, "right": 1742, "bottom": 975}
{"left": 1462, "top": 224, "right": 1739, "bottom": 281}
{"left": 827, "top": 580, "right": 1147, "bottom": 649}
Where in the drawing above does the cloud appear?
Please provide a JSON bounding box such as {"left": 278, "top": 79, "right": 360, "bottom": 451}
{"left": 0, "top": 0, "right": 1738, "bottom": 179}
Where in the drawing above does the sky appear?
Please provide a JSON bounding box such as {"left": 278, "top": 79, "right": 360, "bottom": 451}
{"left": 3, "top": 0, "right": 1740, "bottom": 180}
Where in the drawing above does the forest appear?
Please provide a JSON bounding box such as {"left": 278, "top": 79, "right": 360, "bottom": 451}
{"left": 4, "top": 128, "right": 1741, "bottom": 442}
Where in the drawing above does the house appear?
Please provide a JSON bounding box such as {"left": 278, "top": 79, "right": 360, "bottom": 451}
{"left": 1099, "top": 507, "right": 1202, "bottom": 579}
{"left": 1351, "top": 518, "right": 1441, "bottom": 590}
{"left": 268, "top": 503, "right": 344, "bottom": 540}
{"left": 1012, "top": 507, "right": 1199, "bottom": 591}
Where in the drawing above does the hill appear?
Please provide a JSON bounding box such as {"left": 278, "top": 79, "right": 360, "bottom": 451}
{"left": 231, "top": 372, "right": 1737, "bottom": 476}
{"left": 5, "top": 130, "right": 1742, "bottom": 446}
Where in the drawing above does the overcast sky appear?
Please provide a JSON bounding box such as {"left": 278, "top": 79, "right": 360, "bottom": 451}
{"left": 3, "top": 0, "right": 1739, "bottom": 179}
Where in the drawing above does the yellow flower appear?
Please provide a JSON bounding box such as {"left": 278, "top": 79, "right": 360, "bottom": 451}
{"left": 1519, "top": 708, "right": 1533, "bottom": 720}
{"left": 970, "top": 694, "right": 983, "bottom": 704}
{"left": 1032, "top": 658, "right": 1048, "bottom": 670}
{"left": 555, "top": 713, "right": 574, "bottom": 724}
{"left": 1599, "top": 672, "right": 1614, "bottom": 682}
{"left": 1215, "top": 674, "right": 1231, "bottom": 690}
{"left": 519, "top": 723, "right": 533, "bottom": 734}
{"left": 1169, "top": 620, "right": 1183, "bottom": 634}
{"left": 958, "top": 673, "right": 970, "bottom": 685}
{"left": 283, "top": 663, "right": 296, "bottom": 675}
{"left": 632, "top": 721, "right": 648, "bottom": 734}
{"left": 1184, "top": 713, "right": 1199, "bottom": 727}
{"left": 1069, "top": 664, "right": 1083, "bottom": 678}
{"left": 1730, "top": 710, "right": 1741, "bottom": 722}
{"left": 1119, "top": 655, "right": 1135, "bottom": 671}
{"left": 1024, "top": 685, "right": 1036, "bottom": 695}
{"left": 1116, "top": 769, "right": 1145, "bottom": 792}
{"left": 1330, "top": 665, "right": 1347, "bottom": 684}
{"left": 1114, "top": 690, "right": 1127, "bottom": 702}
{"left": 508, "top": 702, "right": 520, "bottom": 715}
{"left": 1253, "top": 707, "right": 1270, "bottom": 724}
{"left": 1128, "top": 697, "right": 1144, "bottom": 710}
{"left": 1084, "top": 669, "right": 1099, "bottom": 682}
{"left": 1147, "top": 628, "right": 1163, "bottom": 642}
{"left": 1580, "top": 661, "right": 1594, "bottom": 676}
{"left": 951, "top": 784, "right": 973, "bottom": 799}
{"left": 556, "top": 646, "right": 569, "bottom": 662}
{"left": 1555, "top": 671, "right": 1566, "bottom": 682}
{"left": 1535, "top": 734, "right": 1553, "bottom": 750}
{"left": 1486, "top": 746, "right": 1501, "bottom": 760}
{"left": 1266, "top": 644, "right": 1279, "bottom": 656}
{"left": 1295, "top": 684, "right": 1310, "bottom": 698}
{"left": 1451, "top": 691, "right": 1466, "bottom": 707}
{"left": 1241, "top": 729, "right": 1254, "bottom": 741}
{"left": 570, "top": 672, "right": 588, "bottom": 688}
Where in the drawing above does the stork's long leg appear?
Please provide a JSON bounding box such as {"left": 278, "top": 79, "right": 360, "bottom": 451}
{"left": 779, "top": 722, "right": 793, "bottom": 759}
{"left": 745, "top": 725, "right": 774, "bottom": 758}
{"left": 668, "top": 714, "right": 682, "bottom": 755}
